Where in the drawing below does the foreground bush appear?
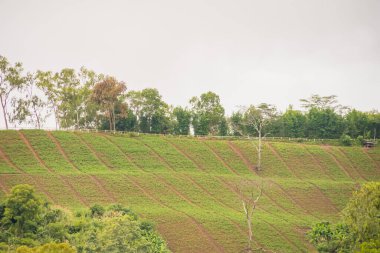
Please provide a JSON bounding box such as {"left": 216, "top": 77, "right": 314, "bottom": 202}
{"left": 309, "top": 182, "right": 380, "bottom": 252}
{"left": 16, "top": 243, "right": 76, "bottom": 253}
{"left": 0, "top": 185, "right": 170, "bottom": 253}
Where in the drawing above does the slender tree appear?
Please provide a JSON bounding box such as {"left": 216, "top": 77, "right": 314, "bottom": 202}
{"left": 237, "top": 104, "right": 277, "bottom": 170}
{"left": 10, "top": 73, "right": 48, "bottom": 129}
{"left": 0, "top": 56, "right": 25, "bottom": 129}
{"left": 237, "top": 182, "right": 265, "bottom": 253}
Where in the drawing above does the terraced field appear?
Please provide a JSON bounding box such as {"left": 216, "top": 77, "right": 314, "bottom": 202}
{"left": 0, "top": 130, "right": 379, "bottom": 252}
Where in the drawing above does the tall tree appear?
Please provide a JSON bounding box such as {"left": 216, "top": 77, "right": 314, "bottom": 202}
{"left": 127, "top": 88, "right": 170, "bottom": 133}
{"left": 240, "top": 104, "right": 277, "bottom": 170}
{"left": 189, "top": 91, "right": 225, "bottom": 135}
{"left": 345, "top": 109, "right": 370, "bottom": 138}
{"left": 281, "top": 106, "right": 307, "bottom": 137}
{"left": 306, "top": 108, "right": 344, "bottom": 139}
{"left": 229, "top": 111, "right": 244, "bottom": 136}
{"left": 35, "top": 70, "right": 61, "bottom": 129}
{"left": 172, "top": 106, "right": 191, "bottom": 135}
{"left": 0, "top": 56, "right": 25, "bottom": 129}
{"left": 10, "top": 73, "right": 48, "bottom": 129}
{"left": 91, "top": 76, "right": 127, "bottom": 131}
{"left": 300, "top": 94, "right": 340, "bottom": 111}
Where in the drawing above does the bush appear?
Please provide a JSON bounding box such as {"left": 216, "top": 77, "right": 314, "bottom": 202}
{"left": 90, "top": 204, "right": 105, "bottom": 218}
{"left": 356, "top": 135, "right": 365, "bottom": 145}
{"left": 309, "top": 182, "right": 380, "bottom": 252}
{"left": 16, "top": 242, "right": 76, "bottom": 253}
{"left": 357, "top": 239, "right": 380, "bottom": 253}
{"left": 340, "top": 134, "right": 353, "bottom": 146}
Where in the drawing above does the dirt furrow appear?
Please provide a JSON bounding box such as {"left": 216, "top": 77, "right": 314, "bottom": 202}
{"left": 74, "top": 132, "right": 114, "bottom": 171}
{"left": 265, "top": 143, "right": 300, "bottom": 179}
{"left": 48, "top": 132, "right": 117, "bottom": 203}
{"left": 321, "top": 146, "right": 355, "bottom": 180}
{"left": 139, "top": 141, "right": 262, "bottom": 250}
{"left": 336, "top": 148, "right": 367, "bottom": 181}
{"left": 0, "top": 148, "right": 24, "bottom": 173}
{"left": 307, "top": 181, "right": 339, "bottom": 212}
{"left": 18, "top": 131, "right": 87, "bottom": 206}
{"left": 46, "top": 131, "right": 80, "bottom": 172}
{"left": 165, "top": 139, "right": 205, "bottom": 172}
{"left": 263, "top": 143, "right": 339, "bottom": 216}
{"left": 153, "top": 173, "right": 201, "bottom": 208}
{"left": 267, "top": 179, "right": 317, "bottom": 220}
{"left": 202, "top": 141, "right": 239, "bottom": 175}
{"left": 301, "top": 145, "right": 335, "bottom": 180}
{"left": 0, "top": 178, "right": 9, "bottom": 194}
{"left": 137, "top": 141, "right": 176, "bottom": 172}
{"left": 362, "top": 149, "right": 380, "bottom": 170}
{"left": 125, "top": 174, "right": 226, "bottom": 253}
{"left": 101, "top": 134, "right": 142, "bottom": 171}
{"left": 227, "top": 141, "right": 257, "bottom": 175}
{"left": 217, "top": 176, "right": 302, "bottom": 252}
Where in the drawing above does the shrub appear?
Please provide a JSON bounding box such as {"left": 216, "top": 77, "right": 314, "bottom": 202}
{"left": 356, "top": 135, "right": 365, "bottom": 145}
{"left": 340, "top": 134, "right": 353, "bottom": 146}
{"left": 90, "top": 204, "right": 105, "bottom": 218}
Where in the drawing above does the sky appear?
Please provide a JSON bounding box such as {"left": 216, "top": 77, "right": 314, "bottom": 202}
{"left": 0, "top": 0, "right": 379, "bottom": 128}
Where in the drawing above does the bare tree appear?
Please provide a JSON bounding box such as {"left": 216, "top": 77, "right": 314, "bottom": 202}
{"left": 237, "top": 181, "right": 271, "bottom": 253}
{"left": 233, "top": 104, "right": 277, "bottom": 170}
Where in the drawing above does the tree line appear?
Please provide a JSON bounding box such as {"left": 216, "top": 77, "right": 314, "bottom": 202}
{"left": 1, "top": 55, "right": 379, "bottom": 140}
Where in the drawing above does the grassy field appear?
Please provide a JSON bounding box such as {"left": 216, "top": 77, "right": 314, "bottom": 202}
{"left": 0, "top": 130, "right": 379, "bottom": 253}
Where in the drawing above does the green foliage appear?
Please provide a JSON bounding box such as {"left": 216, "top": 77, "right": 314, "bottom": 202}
{"left": 357, "top": 239, "right": 380, "bottom": 253}
{"left": 172, "top": 106, "right": 191, "bottom": 135}
{"left": 0, "top": 184, "right": 170, "bottom": 253}
{"left": 0, "top": 55, "right": 26, "bottom": 129}
{"left": 308, "top": 222, "right": 351, "bottom": 252}
{"left": 127, "top": 88, "right": 171, "bottom": 134}
{"left": 281, "top": 107, "right": 306, "bottom": 137}
{"left": 342, "top": 182, "right": 380, "bottom": 245}
{"left": 16, "top": 242, "right": 76, "bottom": 253}
{"left": 356, "top": 135, "right": 365, "bottom": 145}
{"left": 309, "top": 182, "right": 380, "bottom": 252}
{"left": 307, "top": 108, "right": 345, "bottom": 139}
{"left": 1, "top": 129, "right": 380, "bottom": 252}
{"left": 90, "top": 204, "right": 105, "bottom": 218}
{"left": 190, "top": 91, "right": 225, "bottom": 135}
{"left": 340, "top": 134, "right": 353, "bottom": 146}
{"left": 1, "top": 185, "right": 43, "bottom": 238}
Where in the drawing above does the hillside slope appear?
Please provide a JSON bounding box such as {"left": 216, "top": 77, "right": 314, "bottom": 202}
{"left": 0, "top": 130, "right": 379, "bottom": 252}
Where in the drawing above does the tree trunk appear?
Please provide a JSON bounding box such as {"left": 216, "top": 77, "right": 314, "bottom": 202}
{"left": 33, "top": 104, "right": 41, "bottom": 129}
{"left": 113, "top": 104, "right": 116, "bottom": 132}
{"left": 108, "top": 108, "right": 112, "bottom": 131}
{"left": 76, "top": 111, "right": 79, "bottom": 129}
{"left": 0, "top": 96, "right": 8, "bottom": 129}
{"left": 257, "top": 129, "right": 262, "bottom": 170}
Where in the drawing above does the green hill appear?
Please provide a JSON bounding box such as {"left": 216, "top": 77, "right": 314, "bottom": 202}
{"left": 0, "top": 130, "right": 379, "bottom": 252}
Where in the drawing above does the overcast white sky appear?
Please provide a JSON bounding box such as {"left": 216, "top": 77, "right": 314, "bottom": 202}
{"left": 1, "top": 0, "right": 379, "bottom": 126}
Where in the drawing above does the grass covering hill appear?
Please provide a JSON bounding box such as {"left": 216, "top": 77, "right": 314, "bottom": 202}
{"left": 0, "top": 130, "right": 379, "bottom": 253}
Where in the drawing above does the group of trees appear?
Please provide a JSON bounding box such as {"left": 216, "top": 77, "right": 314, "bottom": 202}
{"left": 308, "top": 182, "right": 380, "bottom": 253}
{"left": 1, "top": 56, "right": 379, "bottom": 140}
{"left": 0, "top": 184, "right": 170, "bottom": 253}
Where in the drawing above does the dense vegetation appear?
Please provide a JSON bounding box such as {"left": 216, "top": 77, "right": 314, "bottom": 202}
{"left": 0, "top": 184, "right": 170, "bottom": 253}
{"left": 1, "top": 56, "right": 379, "bottom": 140}
{"left": 0, "top": 130, "right": 379, "bottom": 252}
{"left": 308, "top": 182, "right": 380, "bottom": 252}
